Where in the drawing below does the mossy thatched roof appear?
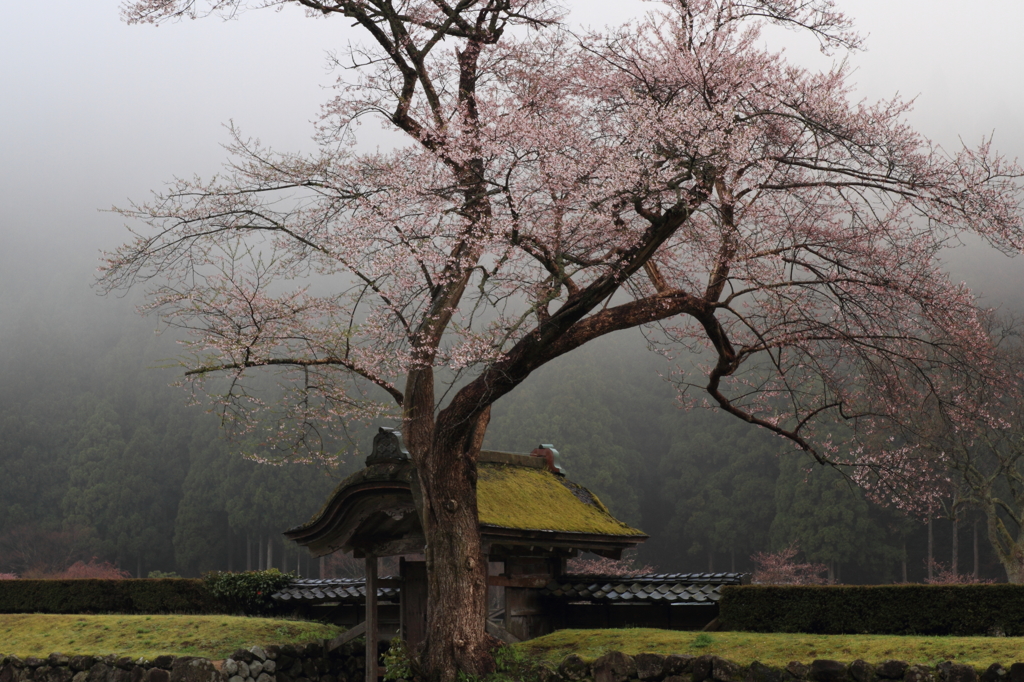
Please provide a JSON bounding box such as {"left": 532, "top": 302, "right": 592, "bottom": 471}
{"left": 476, "top": 463, "right": 644, "bottom": 537}
{"left": 286, "top": 452, "right": 645, "bottom": 554}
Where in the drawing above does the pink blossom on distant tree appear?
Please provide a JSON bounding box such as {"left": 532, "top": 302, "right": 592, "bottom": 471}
{"left": 751, "top": 545, "right": 830, "bottom": 585}
{"left": 566, "top": 554, "right": 655, "bottom": 578}
{"left": 58, "top": 559, "right": 132, "bottom": 580}
{"left": 924, "top": 560, "right": 994, "bottom": 585}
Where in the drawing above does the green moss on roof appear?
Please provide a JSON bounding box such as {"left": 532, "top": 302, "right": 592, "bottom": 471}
{"left": 476, "top": 464, "right": 644, "bottom": 537}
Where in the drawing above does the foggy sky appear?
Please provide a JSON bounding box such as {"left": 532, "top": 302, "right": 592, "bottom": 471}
{"left": 1, "top": 1, "right": 1023, "bottom": 318}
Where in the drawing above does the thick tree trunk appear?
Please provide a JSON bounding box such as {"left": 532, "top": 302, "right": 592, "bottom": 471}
{"left": 983, "top": 502, "right": 1024, "bottom": 583}
{"left": 405, "top": 386, "right": 494, "bottom": 682}
{"left": 1003, "top": 550, "right": 1024, "bottom": 583}
{"left": 418, "top": 438, "right": 493, "bottom": 679}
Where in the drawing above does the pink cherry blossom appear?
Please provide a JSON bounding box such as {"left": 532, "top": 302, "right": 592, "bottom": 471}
{"left": 103, "top": 0, "right": 1024, "bottom": 502}
{"left": 105, "top": 1, "right": 1023, "bottom": 673}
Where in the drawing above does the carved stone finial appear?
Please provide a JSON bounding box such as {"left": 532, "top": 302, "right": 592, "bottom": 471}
{"left": 531, "top": 443, "right": 565, "bottom": 475}
{"left": 366, "top": 427, "right": 410, "bottom": 465}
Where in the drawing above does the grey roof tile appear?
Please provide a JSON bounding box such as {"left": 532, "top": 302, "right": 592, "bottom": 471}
{"left": 272, "top": 572, "right": 743, "bottom": 605}
{"left": 536, "top": 574, "right": 735, "bottom": 604}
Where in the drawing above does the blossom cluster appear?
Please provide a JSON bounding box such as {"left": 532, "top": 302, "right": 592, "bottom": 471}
{"left": 106, "top": 0, "right": 1023, "bottom": 506}
{"left": 750, "top": 545, "right": 830, "bottom": 585}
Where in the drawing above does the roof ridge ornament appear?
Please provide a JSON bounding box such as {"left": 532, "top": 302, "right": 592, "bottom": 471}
{"left": 531, "top": 444, "right": 565, "bottom": 475}
{"left": 366, "top": 427, "right": 410, "bottom": 465}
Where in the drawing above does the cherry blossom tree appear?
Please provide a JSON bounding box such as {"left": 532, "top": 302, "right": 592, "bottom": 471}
{"left": 750, "top": 544, "right": 829, "bottom": 585}
{"left": 59, "top": 558, "right": 133, "bottom": 580}
{"left": 912, "top": 322, "right": 1024, "bottom": 582}
{"left": 104, "top": 0, "right": 1023, "bottom": 676}
{"left": 566, "top": 552, "right": 655, "bottom": 577}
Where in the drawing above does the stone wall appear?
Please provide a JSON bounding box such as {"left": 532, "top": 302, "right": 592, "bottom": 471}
{"left": 541, "top": 652, "right": 1007, "bottom": 682}
{"left": 0, "top": 641, "right": 375, "bottom": 682}
{"left": 3, "top": 646, "right": 1017, "bottom": 682}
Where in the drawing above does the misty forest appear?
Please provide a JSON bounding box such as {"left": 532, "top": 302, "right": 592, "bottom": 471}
{"left": 4, "top": 1, "right": 1024, "bottom": 681}
{"left": 0, "top": 255, "right": 1009, "bottom": 585}
{"left": 4, "top": 1, "right": 1024, "bottom": 607}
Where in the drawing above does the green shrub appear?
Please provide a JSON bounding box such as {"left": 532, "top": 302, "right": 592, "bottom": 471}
{"left": 129, "top": 579, "right": 223, "bottom": 613}
{"left": 0, "top": 571, "right": 297, "bottom": 616}
{"left": 202, "top": 569, "right": 294, "bottom": 614}
{"left": 720, "top": 584, "right": 1024, "bottom": 636}
{"left": 0, "top": 579, "right": 226, "bottom": 614}
{"left": 490, "top": 645, "right": 538, "bottom": 682}
{"left": 382, "top": 639, "right": 413, "bottom": 681}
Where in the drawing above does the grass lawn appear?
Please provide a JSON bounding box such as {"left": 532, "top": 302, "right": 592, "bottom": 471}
{"left": 516, "top": 629, "right": 1024, "bottom": 669}
{"left": 0, "top": 614, "right": 343, "bottom": 660}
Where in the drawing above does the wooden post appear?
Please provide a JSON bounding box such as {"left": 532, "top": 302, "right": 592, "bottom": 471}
{"left": 399, "top": 557, "right": 405, "bottom": 642}
{"left": 400, "top": 560, "right": 428, "bottom": 649}
{"left": 365, "top": 554, "right": 378, "bottom": 682}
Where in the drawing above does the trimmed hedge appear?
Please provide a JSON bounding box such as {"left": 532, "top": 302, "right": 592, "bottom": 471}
{"left": 719, "top": 584, "right": 1024, "bottom": 635}
{"left": 0, "top": 578, "right": 230, "bottom": 614}
{"left": 203, "top": 569, "right": 294, "bottom": 614}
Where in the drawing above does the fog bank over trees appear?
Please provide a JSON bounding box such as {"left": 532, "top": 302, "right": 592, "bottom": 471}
{"left": 0, "top": 287, "right": 1007, "bottom": 583}
{"left": 1, "top": 0, "right": 1023, "bottom": 585}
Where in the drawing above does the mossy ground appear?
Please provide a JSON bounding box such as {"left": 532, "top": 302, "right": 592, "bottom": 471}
{"left": 515, "top": 628, "right": 1024, "bottom": 670}
{"left": 0, "top": 614, "right": 342, "bottom": 660}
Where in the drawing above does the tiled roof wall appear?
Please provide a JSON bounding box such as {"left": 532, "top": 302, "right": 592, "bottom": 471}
{"left": 559, "top": 572, "right": 747, "bottom": 585}
{"left": 272, "top": 577, "right": 400, "bottom": 604}
{"left": 271, "top": 573, "right": 748, "bottom": 605}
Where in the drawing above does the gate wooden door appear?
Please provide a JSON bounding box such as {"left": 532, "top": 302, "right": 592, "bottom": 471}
{"left": 400, "top": 559, "right": 428, "bottom": 649}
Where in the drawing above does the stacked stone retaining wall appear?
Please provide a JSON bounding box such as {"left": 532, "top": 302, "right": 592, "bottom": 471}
{"left": 0, "top": 641, "right": 377, "bottom": 682}
{"left": 2, "top": 647, "right": 1017, "bottom": 682}
{"left": 540, "top": 653, "right": 1011, "bottom": 682}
